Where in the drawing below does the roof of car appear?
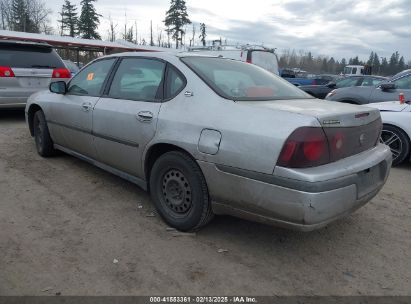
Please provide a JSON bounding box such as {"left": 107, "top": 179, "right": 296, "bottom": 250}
{"left": 391, "top": 69, "right": 411, "bottom": 80}
{"left": 104, "top": 51, "right": 220, "bottom": 60}
{"left": 0, "top": 39, "right": 52, "bottom": 48}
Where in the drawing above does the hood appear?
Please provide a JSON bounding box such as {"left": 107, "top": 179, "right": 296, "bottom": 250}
{"left": 367, "top": 101, "right": 408, "bottom": 112}
{"left": 238, "top": 98, "right": 381, "bottom": 127}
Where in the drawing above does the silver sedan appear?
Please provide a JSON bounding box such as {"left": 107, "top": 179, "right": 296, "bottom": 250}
{"left": 25, "top": 52, "right": 392, "bottom": 231}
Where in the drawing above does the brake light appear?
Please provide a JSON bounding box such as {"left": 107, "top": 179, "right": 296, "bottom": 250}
{"left": 0, "top": 66, "right": 15, "bottom": 77}
{"left": 52, "top": 68, "right": 71, "bottom": 79}
{"left": 399, "top": 92, "right": 405, "bottom": 104}
{"left": 278, "top": 127, "right": 330, "bottom": 168}
{"left": 278, "top": 119, "right": 381, "bottom": 168}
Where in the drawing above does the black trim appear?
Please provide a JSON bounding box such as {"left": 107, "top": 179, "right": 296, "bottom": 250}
{"left": 215, "top": 161, "right": 387, "bottom": 194}
{"left": 48, "top": 120, "right": 139, "bottom": 148}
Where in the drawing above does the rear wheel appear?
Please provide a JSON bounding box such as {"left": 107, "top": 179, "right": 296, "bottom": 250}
{"left": 380, "top": 125, "right": 410, "bottom": 166}
{"left": 149, "top": 151, "right": 213, "bottom": 231}
{"left": 33, "top": 110, "right": 55, "bottom": 157}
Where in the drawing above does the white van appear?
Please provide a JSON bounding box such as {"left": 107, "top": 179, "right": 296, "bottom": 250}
{"left": 343, "top": 65, "right": 372, "bottom": 76}
{"left": 188, "top": 45, "right": 280, "bottom": 75}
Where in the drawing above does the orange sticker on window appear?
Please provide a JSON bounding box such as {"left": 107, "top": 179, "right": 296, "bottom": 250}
{"left": 87, "top": 73, "right": 94, "bottom": 81}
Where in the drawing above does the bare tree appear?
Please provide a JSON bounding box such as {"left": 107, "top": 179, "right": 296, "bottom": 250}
{"left": 189, "top": 23, "right": 195, "bottom": 47}
{"left": 107, "top": 14, "right": 117, "bottom": 42}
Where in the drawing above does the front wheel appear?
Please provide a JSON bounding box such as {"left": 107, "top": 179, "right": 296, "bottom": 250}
{"left": 380, "top": 125, "right": 410, "bottom": 166}
{"left": 33, "top": 110, "right": 55, "bottom": 157}
{"left": 149, "top": 151, "right": 213, "bottom": 231}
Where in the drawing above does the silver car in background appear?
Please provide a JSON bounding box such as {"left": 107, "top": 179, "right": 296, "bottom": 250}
{"left": 0, "top": 40, "right": 71, "bottom": 109}
{"left": 25, "top": 52, "right": 392, "bottom": 231}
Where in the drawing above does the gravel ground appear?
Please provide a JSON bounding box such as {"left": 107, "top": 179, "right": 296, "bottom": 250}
{"left": 0, "top": 110, "right": 410, "bottom": 296}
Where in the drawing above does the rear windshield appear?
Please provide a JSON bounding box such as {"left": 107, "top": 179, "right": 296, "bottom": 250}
{"left": 0, "top": 44, "right": 65, "bottom": 69}
{"left": 251, "top": 51, "right": 279, "bottom": 75}
{"left": 181, "top": 57, "right": 312, "bottom": 101}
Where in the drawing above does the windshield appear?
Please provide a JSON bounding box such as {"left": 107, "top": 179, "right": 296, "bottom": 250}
{"left": 251, "top": 51, "right": 279, "bottom": 75}
{"left": 181, "top": 57, "right": 312, "bottom": 101}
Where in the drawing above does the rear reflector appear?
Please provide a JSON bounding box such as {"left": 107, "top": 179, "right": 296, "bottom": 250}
{"left": 52, "top": 68, "right": 71, "bottom": 79}
{"left": 0, "top": 66, "right": 15, "bottom": 77}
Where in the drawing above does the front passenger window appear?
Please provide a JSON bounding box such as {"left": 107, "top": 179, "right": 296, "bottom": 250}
{"left": 68, "top": 58, "right": 115, "bottom": 96}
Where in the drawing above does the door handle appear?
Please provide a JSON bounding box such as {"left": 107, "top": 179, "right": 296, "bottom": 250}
{"left": 136, "top": 111, "right": 154, "bottom": 122}
{"left": 81, "top": 102, "right": 92, "bottom": 112}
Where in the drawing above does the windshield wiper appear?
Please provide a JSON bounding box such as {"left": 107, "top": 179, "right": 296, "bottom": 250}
{"left": 31, "top": 65, "right": 56, "bottom": 69}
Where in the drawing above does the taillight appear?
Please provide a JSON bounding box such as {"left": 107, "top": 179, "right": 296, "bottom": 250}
{"left": 278, "top": 127, "right": 330, "bottom": 168}
{"left": 278, "top": 119, "right": 382, "bottom": 168}
{"left": 0, "top": 66, "right": 15, "bottom": 77}
{"left": 52, "top": 68, "right": 71, "bottom": 78}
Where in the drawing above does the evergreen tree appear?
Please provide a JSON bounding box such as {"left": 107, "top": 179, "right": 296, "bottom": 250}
{"left": 79, "top": 0, "right": 101, "bottom": 39}
{"left": 199, "top": 23, "right": 206, "bottom": 46}
{"left": 164, "top": 0, "right": 191, "bottom": 48}
{"left": 10, "top": 0, "right": 33, "bottom": 32}
{"left": 398, "top": 56, "right": 405, "bottom": 72}
{"left": 59, "top": 0, "right": 78, "bottom": 37}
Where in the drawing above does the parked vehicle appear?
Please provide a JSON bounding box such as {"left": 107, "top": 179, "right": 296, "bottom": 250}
{"left": 0, "top": 40, "right": 70, "bottom": 109}
{"left": 326, "top": 69, "right": 411, "bottom": 104}
{"left": 301, "top": 75, "right": 387, "bottom": 99}
{"left": 63, "top": 60, "right": 80, "bottom": 77}
{"left": 26, "top": 52, "right": 392, "bottom": 232}
{"left": 188, "top": 44, "right": 279, "bottom": 75}
{"left": 343, "top": 65, "right": 372, "bottom": 76}
{"left": 280, "top": 70, "right": 337, "bottom": 87}
{"left": 367, "top": 100, "right": 411, "bottom": 166}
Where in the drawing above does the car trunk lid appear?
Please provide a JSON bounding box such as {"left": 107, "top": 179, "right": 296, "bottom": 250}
{"left": 11, "top": 68, "right": 53, "bottom": 88}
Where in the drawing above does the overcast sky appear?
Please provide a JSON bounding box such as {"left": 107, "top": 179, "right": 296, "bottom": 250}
{"left": 49, "top": 0, "right": 411, "bottom": 61}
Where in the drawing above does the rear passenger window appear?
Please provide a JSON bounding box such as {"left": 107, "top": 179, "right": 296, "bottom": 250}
{"left": 109, "top": 58, "right": 165, "bottom": 101}
{"left": 68, "top": 58, "right": 115, "bottom": 96}
{"left": 165, "top": 65, "right": 186, "bottom": 99}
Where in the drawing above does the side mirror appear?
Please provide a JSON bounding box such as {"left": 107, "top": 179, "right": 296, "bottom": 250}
{"left": 327, "top": 82, "right": 336, "bottom": 88}
{"left": 49, "top": 81, "right": 67, "bottom": 94}
{"left": 379, "top": 82, "right": 396, "bottom": 91}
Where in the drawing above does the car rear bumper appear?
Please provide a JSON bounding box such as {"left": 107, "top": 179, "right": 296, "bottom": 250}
{"left": 0, "top": 97, "right": 28, "bottom": 108}
{"left": 198, "top": 144, "right": 392, "bottom": 231}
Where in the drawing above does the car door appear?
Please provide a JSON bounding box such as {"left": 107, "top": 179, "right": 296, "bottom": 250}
{"left": 92, "top": 57, "right": 167, "bottom": 178}
{"left": 369, "top": 74, "right": 411, "bottom": 103}
{"left": 48, "top": 58, "right": 117, "bottom": 158}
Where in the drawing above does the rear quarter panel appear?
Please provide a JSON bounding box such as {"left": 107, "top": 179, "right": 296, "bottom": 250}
{"left": 148, "top": 58, "right": 320, "bottom": 175}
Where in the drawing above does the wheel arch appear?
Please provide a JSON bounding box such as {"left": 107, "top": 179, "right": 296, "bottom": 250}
{"left": 382, "top": 123, "right": 411, "bottom": 161}
{"left": 144, "top": 143, "right": 198, "bottom": 187}
{"left": 27, "top": 104, "right": 43, "bottom": 136}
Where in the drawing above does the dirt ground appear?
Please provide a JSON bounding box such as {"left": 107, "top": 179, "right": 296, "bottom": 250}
{"left": 0, "top": 110, "right": 410, "bottom": 296}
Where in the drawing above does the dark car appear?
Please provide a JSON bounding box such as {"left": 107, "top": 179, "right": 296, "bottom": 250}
{"left": 300, "top": 75, "right": 387, "bottom": 99}
{"left": 326, "top": 70, "right": 411, "bottom": 104}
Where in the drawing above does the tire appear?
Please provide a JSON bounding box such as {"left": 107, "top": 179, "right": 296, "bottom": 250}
{"left": 380, "top": 125, "right": 410, "bottom": 166}
{"left": 33, "top": 110, "right": 55, "bottom": 157}
{"left": 149, "top": 151, "right": 213, "bottom": 231}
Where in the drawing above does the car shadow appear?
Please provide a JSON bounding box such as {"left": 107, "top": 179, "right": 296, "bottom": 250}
{"left": 0, "top": 109, "right": 25, "bottom": 122}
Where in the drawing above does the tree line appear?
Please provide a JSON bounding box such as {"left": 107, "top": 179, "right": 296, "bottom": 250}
{"left": 279, "top": 49, "right": 410, "bottom": 76}
{"left": 0, "top": 0, "right": 409, "bottom": 74}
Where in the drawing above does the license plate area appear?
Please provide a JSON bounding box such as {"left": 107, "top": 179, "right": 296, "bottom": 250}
{"left": 357, "top": 161, "right": 386, "bottom": 198}
{"left": 18, "top": 77, "right": 49, "bottom": 88}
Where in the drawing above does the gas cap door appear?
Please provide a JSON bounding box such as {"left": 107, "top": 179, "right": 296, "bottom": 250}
{"left": 198, "top": 129, "right": 222, "bottom": 155}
